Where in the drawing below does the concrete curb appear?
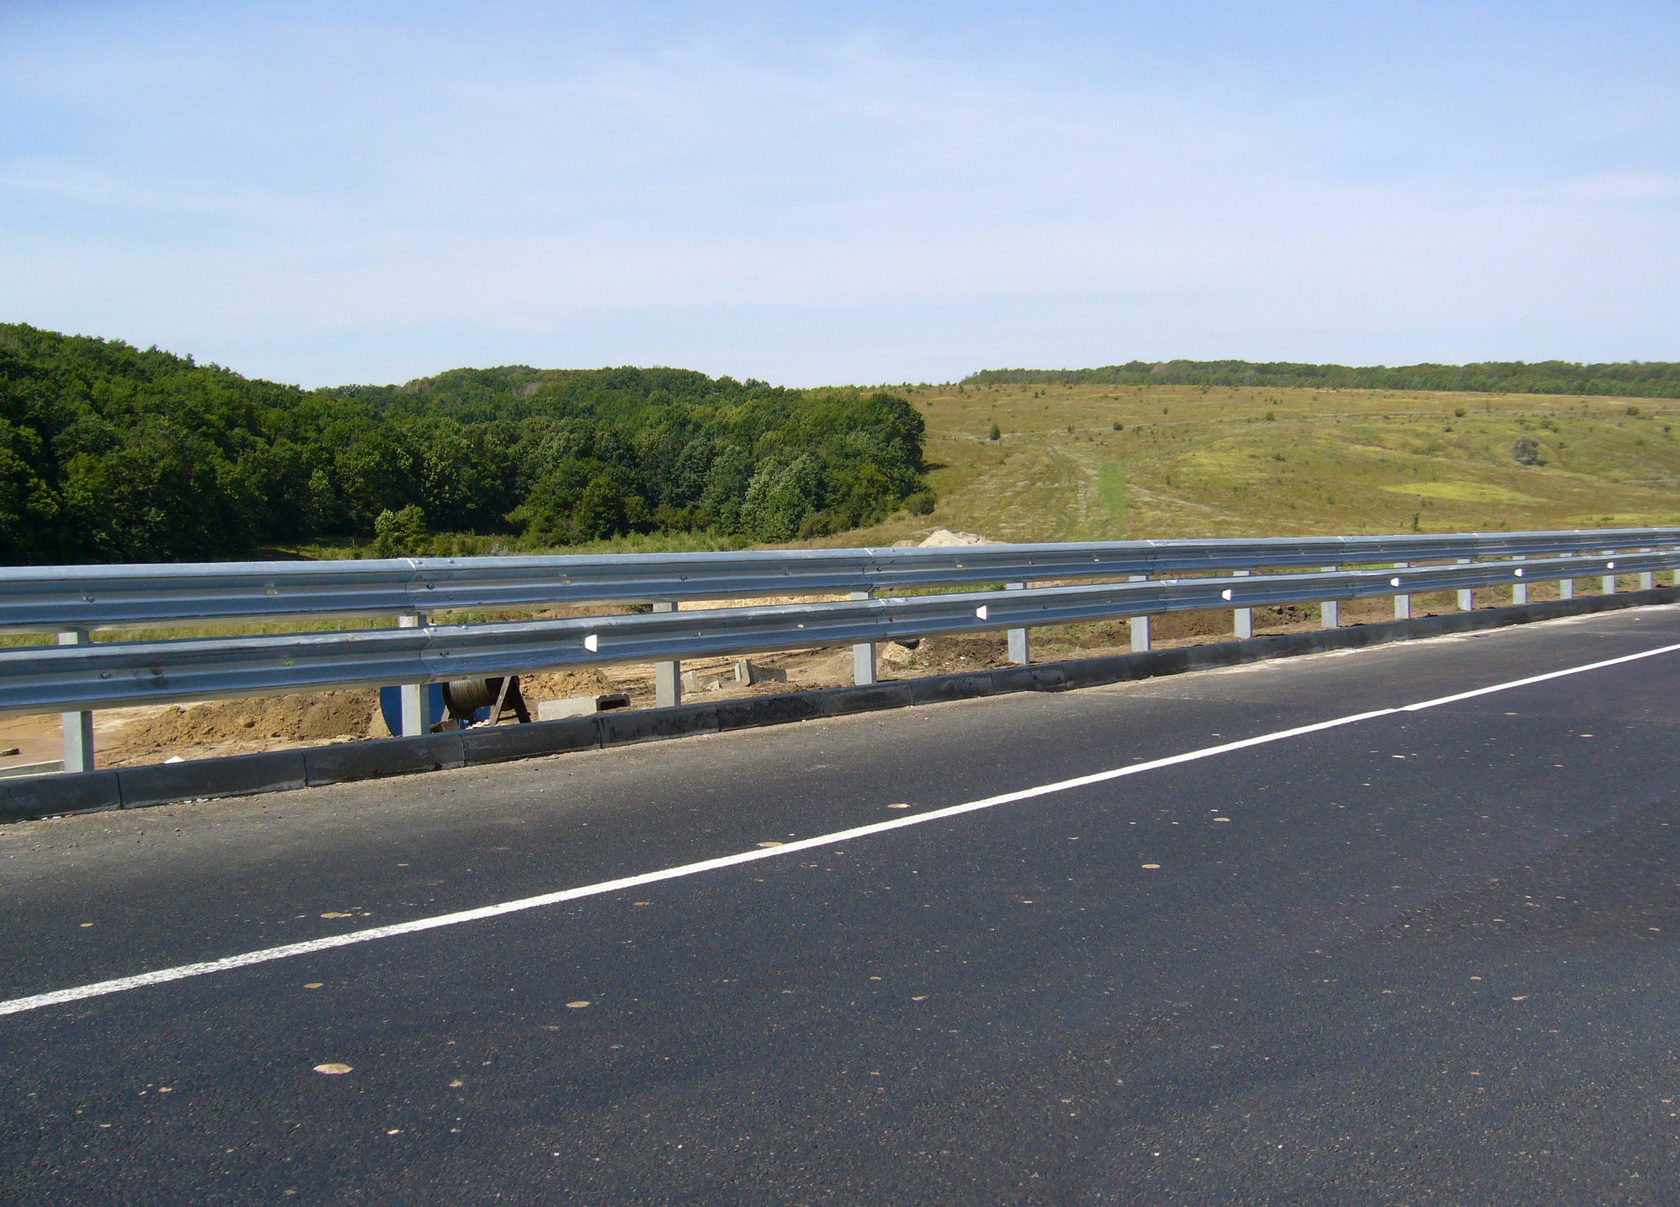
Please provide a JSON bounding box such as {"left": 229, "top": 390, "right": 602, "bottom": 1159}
{"left": 5, "top": 587, "right": 1675, "bottom": 823}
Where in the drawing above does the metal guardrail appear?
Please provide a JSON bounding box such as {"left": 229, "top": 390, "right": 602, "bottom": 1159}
{"left": 3, "top": 528, "right": 1676, "bottom": 631}
{"left": 3, "top": 528, "right": 1678, "bottom": 777}
{"left": 3, "top": 548, "right": 1677, "bottom": 715}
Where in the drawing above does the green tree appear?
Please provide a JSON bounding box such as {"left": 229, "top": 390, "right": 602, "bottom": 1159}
{"left": 741, "top": 453, "right": 825, "bottom": 541}
{"left": 372, "top": 504, "right": 428, "bottom": 557}
{"left": 0, "top": 419, "right": 61, "bottom": 562}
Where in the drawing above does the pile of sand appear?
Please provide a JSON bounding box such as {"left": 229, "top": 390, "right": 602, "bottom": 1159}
{"left": 893, "top": 528, "right": 993, "bottom": 548}
{"left": 115, "top": 689, "right": 379, "bottom": 758}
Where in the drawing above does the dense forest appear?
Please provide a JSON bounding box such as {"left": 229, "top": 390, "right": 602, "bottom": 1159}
{"left": 0, "top": 324, "right": 930, "bottom": 565}
{"left": 966, "top": 360, "right": 1680, "bottom": 398}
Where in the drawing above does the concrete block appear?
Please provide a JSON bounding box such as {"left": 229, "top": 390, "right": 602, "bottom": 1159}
{"left": 0, "top": 769, "right": 122, "bottom": 822}
{"left": 987, "top": 666, "right": 1044, "bottom": 694}
{"left": 597, "top": 703, "right": 720, "bottom": 746}
{"left": 462, "top": 716, "right": 601, "bottom": 765}
{"left": 537, "top": 693, "right": 629, "bottom": 720}
{"left": 907, "top": 673, "right": 996, "bottom": 704}
{"left": 118, "top": 750, "right": 308, "bottom": 809}
{"left": 811, "top": 682, "right": 915, "bottom": 717}
{"left": 0, "top": 760, "right": 63, "bottom": 780}
{"left": 714, "top": 692, "right": 828, "bottom": 731}
{"left": 735, "top": 659, "right": 789, "bottom": 685}
{"left": 537, "top": 697, "right": 594, "bottom": 720}
{"left": 1026, "top": 666, "right": 1070, "bottom": 690}
{"left": 1056, "top": 657, "right": 1132, "bottom": 690}
{"left": 305, "top": 732, "right": 465, "bottom": 786}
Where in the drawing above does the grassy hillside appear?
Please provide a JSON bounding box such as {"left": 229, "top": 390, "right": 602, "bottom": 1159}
{"left": 831, "top": 382, "right": 1680, "bottom": 545}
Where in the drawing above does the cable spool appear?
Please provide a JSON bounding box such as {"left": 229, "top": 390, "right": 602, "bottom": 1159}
{"left": 440, "top": 676, "right": 530, "bottom": 724}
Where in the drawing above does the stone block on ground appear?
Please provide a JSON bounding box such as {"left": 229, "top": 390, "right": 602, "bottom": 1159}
{"left": 734, "top": 659, "right": 788, "bottom": 685}
{"left": 537, "top": 692, "right": 631, "bottom": 720}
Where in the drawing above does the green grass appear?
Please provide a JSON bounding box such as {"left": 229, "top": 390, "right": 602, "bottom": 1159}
{"left": 1097, "top": 464, "right": 1129, "bottom": 531}
{"left": 1379, "top": 481, "right": 1542, "bottom": 505}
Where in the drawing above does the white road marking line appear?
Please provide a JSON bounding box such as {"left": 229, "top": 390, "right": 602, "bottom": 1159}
{"left": 5, "top": 639, "right": 1679, "bottom": 1020}
{"left": 1399, "top": 641, "right": 1680, "bottom": 712}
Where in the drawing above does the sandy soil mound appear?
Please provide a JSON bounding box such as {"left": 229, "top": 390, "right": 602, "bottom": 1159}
{"left": 116, "top": 690, "right": 379, "bottom": 759}
{"left": 893, "top": 528, "right": 992, "bottom": 548}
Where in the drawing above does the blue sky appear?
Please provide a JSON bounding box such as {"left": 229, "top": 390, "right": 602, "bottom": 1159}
{"left": 3, "top": 1, "right": 1676, "bottom": 387}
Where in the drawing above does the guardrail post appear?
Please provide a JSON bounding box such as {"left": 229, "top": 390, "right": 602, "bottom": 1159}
{"left": 1512, "top": 556, "right": 1528, "bottom": 605}
{"left": 849, "top": 591, "right": 878, "bottom": 685}
{"left": 1456, "top": 559, "right": 1474, "bottom": 611}
{"left": 1393, "top": 562, "right": 1410, "bottom": 619}
{"left": 1005, "top": 583, "right": 1030, "bottom": 664}
{"left": 1127, "top": 575, "right": 1151, "bottom": 651}
{"left": 398, "top": 612, "right": 428, "bottom": 736}
{"left": 1319, "top": 566, "right": 1339, "bottom": 628}
{"left": 1641, "top": 569, "right": 1656, "bottom": 590}
{"left": 653, "top": 601, "right": 681, "bottom": 706}
{"left": 58, "top": 629, "right": 95, "bottom": 773}
{"left": 1560, "top": 576, "right": 1575, "bottom": 599}
{"left": 1232, "top": 570, "right": 1252, "bottom": 639}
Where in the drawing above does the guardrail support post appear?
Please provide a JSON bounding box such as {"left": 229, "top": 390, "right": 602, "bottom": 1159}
{"left": 398, "top": 613, "right": 428, "bottom": 736}
{"left": 1560, "top": 577, "right": 1575, "bottom": 599}
{"left": 58, "top": 629, "right": 95, "bottom": 773}
{"left": 1512, "top": 556, "right": 1528, "bottom": 605}
{"left": 1127, "top": 575, "right": 1151, "bottom": 651}
{"left": 1005, "top": 583, "right": 1030, "bottom": 664}
{"left": 653, "top": 601, "right": 681, "bottom": 706}
{"left": 1641, "top": 570, "right": 1656, "bottom": 590}
{"left": 850, "top": 591, "right": 878, "bottom": 685}
{"left": 1319, "top": 567, "right": 1339, "bottom": 628}
{"left": 1232, "top": 570, "right": 1252, "bottom": 639}
{"left": 1393, "top": 562, "right": 1410, "bottom": 619}
{"left": 1602, "top": 571, "right": 1617, "bottom": 595}
{"left": 1456, "top": 559, "right": 1474, "bottom": 611}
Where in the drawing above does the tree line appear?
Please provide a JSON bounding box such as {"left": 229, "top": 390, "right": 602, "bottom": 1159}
{"left": 964, "top": 359, "right": 1680, "bottom": 398}
{"left": 0, "top": 324, "right": 930, "bottom": 565}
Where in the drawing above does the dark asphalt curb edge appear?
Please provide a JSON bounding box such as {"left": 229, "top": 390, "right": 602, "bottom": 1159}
{"left": 5, "top": 588, "right": 1676, "bottom": 823}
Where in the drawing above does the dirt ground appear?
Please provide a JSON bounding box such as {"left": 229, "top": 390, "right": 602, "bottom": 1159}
{"left": 0, "top": 588, "right": 1496, "bottom": 773}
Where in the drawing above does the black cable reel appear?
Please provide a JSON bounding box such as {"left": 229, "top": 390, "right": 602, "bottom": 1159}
{"left": 439, "top": 676, "right": 531, "bottom": 726}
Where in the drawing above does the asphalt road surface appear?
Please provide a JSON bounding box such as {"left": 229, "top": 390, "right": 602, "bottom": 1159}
{"left": 5, "top": 605, "right": 1680, "bottom": 1204}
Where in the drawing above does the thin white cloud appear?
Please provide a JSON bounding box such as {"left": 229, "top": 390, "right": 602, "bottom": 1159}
{"left": 1, "top": 3, "right": 1677, "bottom": 384}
